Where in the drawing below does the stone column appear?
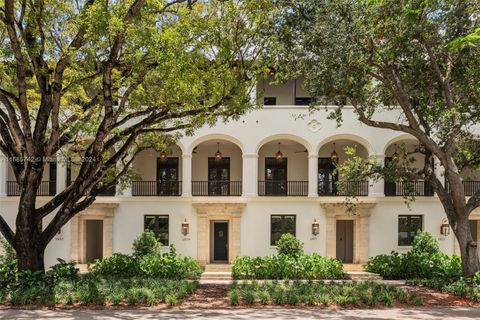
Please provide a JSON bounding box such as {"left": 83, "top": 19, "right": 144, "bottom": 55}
{"left": 369, "top": 154, "right": 385, "bottom": 197}
{"left": 242, "top": 153, "right": 258, "bottom": 197}
{"left": 0, "top": 154, "right": 7, "bottom": 196}
{"left": 308, "top": 154, "right": 318, "bottom": 197}
{"left": 357, "top": 214, "right": 370, "bottom": 263}
{"left": 182, "top": 154, "right": 192, "bottom": 197}
{"left": 325, "top": 212, "right": 336, "bottom": 259}
{"left": 56, "top": 156, "right": 67, "bottom": 194}
{"left": 197, "top": 213, "right": 209, "bottom": 266}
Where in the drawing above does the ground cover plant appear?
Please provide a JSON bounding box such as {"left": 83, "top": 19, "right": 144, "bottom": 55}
{"left": 408, "top": 273, "right": 480, "bottom": 302}
{"left": 228, "top": 280, "right": 423, "bottom": 307}
{"left": 232, "top": 234, "right": 345, "bottom": 280}
{"left": 0, "top": 231, "right": 200, "bottom": 306}
{"left": 365, "top": 232, "right": 461, "bottom": 280}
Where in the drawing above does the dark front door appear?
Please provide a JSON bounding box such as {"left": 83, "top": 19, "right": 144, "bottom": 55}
{"left": 318, "top": 158, "right": 337, "bottom": 195}
{"left": 265, "top": 157, "right": 287, "bottom": 196}
{"left": 157, "top": 158, "right": 179, "bottom": 195}
{"left": 213, "top": 222, "right": 228, "bottom": 262}
{"left": 336, "top": 220, "right": 354, "bottom": 263}
{"left": 86, "top": 220, "right": 103, "bottom": 263}
{"left": 208, "top": 158, "right": 230, "bottom": 196}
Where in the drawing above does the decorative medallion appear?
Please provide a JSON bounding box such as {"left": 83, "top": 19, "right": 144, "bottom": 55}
{"left": 308, "top": 119, "right": 322, "bottom": 132}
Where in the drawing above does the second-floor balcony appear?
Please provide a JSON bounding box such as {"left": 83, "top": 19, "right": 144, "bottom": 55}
{"left": 192, "top": 180, "right": 242, "bottom": 196}
{"left": 132, "top": 181, "right": 182, "bottom": 196}
{"left": 318, "top": 180, "right": 369, "bottom": 196}
{"left": 385, "top": 180, "right": 434, "bottom": 197}
{"left": 258, "top": 180, "right": 308, "bottom": 196}
{"left": 7, "top": 180, "right": 56, "bottom": 196}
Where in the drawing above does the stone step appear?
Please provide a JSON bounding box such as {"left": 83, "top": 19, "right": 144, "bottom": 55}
{"left": 200, "top": 272, "right": 232, "bottom": 280}
{"left": 204, "top": 264, "right": 232, "bottom": 273}
{"left": 347, "top": 271, "right": 383, "bottom": 281}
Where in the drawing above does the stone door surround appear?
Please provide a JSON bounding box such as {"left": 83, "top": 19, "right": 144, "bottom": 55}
{"left": 321, "top": 201, "right": 376, "bottom": 264}
{"left": 193, "top": 201, "right": 246, "bottom": 266}
{"left": 70, "top": 203, "right": 118, "bottom": 263}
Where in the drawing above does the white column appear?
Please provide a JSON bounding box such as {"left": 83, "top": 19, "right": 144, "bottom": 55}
{"left": 308, "top": 154, "right": 318, "bottom": 197}
{"left": 182, "top": 154, "right": 192, "bottom": 197}
{"left": 369, "top": 154, "right": 385, "bottom": 197}
{"left": 56, "top": 156, "right": 67, "bottom": 194}
{"left": 0, "top": 154, "right": 7, "bottom": 196}
{"left": 242, "top": 153, "right": 258, "bottom": 197}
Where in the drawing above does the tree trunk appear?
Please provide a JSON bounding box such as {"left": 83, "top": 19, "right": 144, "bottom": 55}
{"left": 15, "top": 240, "right": 46, "bottom": 272}
{"left": 456, "top": 216, "right": 479, "bottom": 276}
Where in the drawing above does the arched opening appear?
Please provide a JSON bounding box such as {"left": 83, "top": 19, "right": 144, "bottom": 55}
{"left": 191, "top": 139, "right": 243, "bottom": 196}
{"left": 257, "top": 139, "right": 309, "bottom": 196}
{"left": 384, "top": 139, "right": 433, "bottom": 196}
{"left": 131, "top": 144, "right": 183, "bottom": 196}
{"left": 317, "top": 139, "right": 369, "bottom": 196}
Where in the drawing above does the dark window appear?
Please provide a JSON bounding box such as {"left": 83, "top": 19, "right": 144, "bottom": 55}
{"left": 157, "top": 157, "right": 179, "bottom": 196}
{"left": 398, "top": 215, "right": 423, "bottom": 246}
{"left": 208, "top": 157, "right": 230, "bottom": 196}
{"left": 271, "top": 215, "right": 296, "bottom": 245}
{"left": 263, "top": 97, "right": 276, "bottom": 106}
{"left": 295, "top": 97, "right": 312, "bottom": 106}
{"left": 318, "top": 157, "right": 338, "bottom": 195}
{"left": 265, "top": 157, "right": 288, "bottom": 196}
{"left": 144, "top": 215, "right": 169, "bottom": 246}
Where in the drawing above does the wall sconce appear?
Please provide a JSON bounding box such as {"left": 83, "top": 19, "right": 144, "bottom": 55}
{"left": 312, "top": 219, "right": 319, "bottom": 236}
{"left": 440, "top": 218, "right": 450, "bottom": 236}
{"left": 181, "top": 219, "right": 189, "bottom": 236}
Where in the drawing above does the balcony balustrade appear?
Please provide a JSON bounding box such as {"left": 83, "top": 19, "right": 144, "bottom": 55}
{"left": 132, "top": 181, "right": 182, "bottom": 196}
{"left": 7, "top": 180, "right": 56, "bottom": 196}
{"left": 318, "top": 180, "right": 369, "bottom": 196}
{"left": 258, "top": 180, "right": 308, "bottom": 196}
{"left": 463, "top": 181, "right": 480, "bottom": 196}
{"left": 385, "top": 180, "right": 434, "bottom": 196}
{"left": 192, "top": 180, "right": 242, "bottom": 196}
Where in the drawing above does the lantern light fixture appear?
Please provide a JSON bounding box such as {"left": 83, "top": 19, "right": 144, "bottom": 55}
{"left": 312, "top": 219, "right": 320, "bottom": 236}
{"left": 181, "top": 218, "right": 189, "bottom": 236}
{"left": 275, "top": 142, "right": 283, "bottom": 160}
{"left": 330, "top": 142, "right": 339, "bottom": 163}
{"left": 214, "top": 142, "right": 222, "bottom": 160}
{"left": 392, "top": 144, "right": 399, "bottom": 162}
{"left": 160, "top": 150, "right": 168, "bottom": 162}
{"left": 440, "top": 218, "right": 450, "bottom": 236}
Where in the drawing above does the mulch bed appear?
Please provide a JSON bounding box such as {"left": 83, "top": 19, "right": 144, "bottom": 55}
{"left": 1, "top": 283, "right": 479, "bottom": 310}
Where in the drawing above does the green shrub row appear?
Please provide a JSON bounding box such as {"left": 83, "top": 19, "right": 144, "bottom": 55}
{"left": 232, "top": 254, "right": 345, "bottom": 280}
{"left": 365, "top": 232, "right": 462, "bottom": 280}
{"left": 228, "top": 280, "right": 423, "bottom": 307}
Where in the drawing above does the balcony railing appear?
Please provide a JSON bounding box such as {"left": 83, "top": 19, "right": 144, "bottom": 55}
{"left": 385, "top": 180, "right": 434, "bottom": 196}
{"left": 192, "top": 180, "right": 242, "bottom": 196}
{"left": 462, "top": 181, "right": 480, "bottom": 196}
{"left": 318, "top": 180, "right": 369, "bottom": 196}
{"left": 132, "top": 181, "right": 182, "bottom": 196}
{"left": 258, "top": 180, "right": 308, "bottom": 196}
{"left": 7, "top": 180, "right": 56, "bottom": 196}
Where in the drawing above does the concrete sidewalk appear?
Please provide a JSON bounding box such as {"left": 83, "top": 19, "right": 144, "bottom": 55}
{"left": 1, "top": 307, "right": 480, "bottom": 319}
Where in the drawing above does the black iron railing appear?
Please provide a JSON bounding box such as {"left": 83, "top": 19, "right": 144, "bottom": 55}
{"left": 462, "top": 181, "right": 480, "bottom": 196}
{"left": 318, "top": 180, "right": 369, "bottom": 196}
{"left": 192, "top": 180, "right": 242, "bottom": 196}
{"left": 385, "top": 180, "right": 434, "bottom": 196}
{"left": 7, "top": 180, "right": 56, "bottom": 196}
{"left": 258, "top": 180, "right": 308, "bottom": 196}
{"left": 132, "top": 180, "right": 182, "bottom": 196}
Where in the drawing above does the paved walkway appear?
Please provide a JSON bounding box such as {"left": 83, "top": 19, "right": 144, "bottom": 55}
{"left": 1, "top": 307, "right": 480, "bottom": 319}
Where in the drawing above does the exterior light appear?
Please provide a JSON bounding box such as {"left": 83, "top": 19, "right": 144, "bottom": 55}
{"left": 392, "top": 144, "right": 399, "bottom": 162}
{"left": 312, "top": 219, "right": 319, "bottom": 236}
{"left": 440, "top": 218, "right": 450, "bottom": 236}
{"left": 160, "top": 150, "right": 168, "bottom": 162}
{"left": 275, "top": 142, "right": 283, "bottom": 160}
{"left": 214, "top": 142, "right": 222, "bottom": 160}
{"left": 181, "top": 218, "right": 189, "bottom": 236}
{"left": 330, "top": 142, "right": 338, "bottom": 163}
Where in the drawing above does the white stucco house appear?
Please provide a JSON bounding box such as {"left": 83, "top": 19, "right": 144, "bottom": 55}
{"left": 1, "top": 79, "right": 479, "bottom": 269}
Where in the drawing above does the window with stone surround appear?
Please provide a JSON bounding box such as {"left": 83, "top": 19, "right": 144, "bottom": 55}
{"left": 144, "top": 215, "right": 169, "bottom": 246}
{"left": 271, "top": 215, "right": 296, "bottom": 245}
{"left": 398, "top": 215, "right": 423, "bottom": 246}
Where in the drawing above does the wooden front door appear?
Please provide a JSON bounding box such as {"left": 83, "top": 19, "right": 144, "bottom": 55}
{"left": 336, "top": 220, "right": 354, "bottom": 263}
{"left": 212, "top": 222, "right": 228, "bottom": 262}
{"left": 86, "top": 220, "right": 103, "bottom": 263}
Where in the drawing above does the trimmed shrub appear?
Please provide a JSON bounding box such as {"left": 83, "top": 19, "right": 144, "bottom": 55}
{"left": 132, "top": 230, "right": 162, "bottom": 257}
{"left": 276, "top": 233, "right": 303, "bottom": 257}
{"left": 365, "top": 232, "right": 462, "bottom": 280}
